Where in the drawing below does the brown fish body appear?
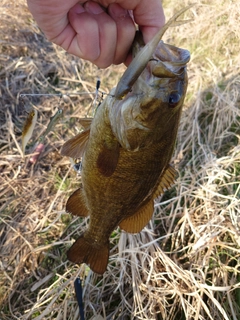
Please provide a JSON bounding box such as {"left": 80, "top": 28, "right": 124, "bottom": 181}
{"left": 61, "top": 8, "right": 191, "bottom": 274}
{"left": 81, "top": 78, "right": 184, "bottom": 236}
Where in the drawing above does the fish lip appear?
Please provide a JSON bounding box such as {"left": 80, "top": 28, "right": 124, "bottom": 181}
{"left": 149, "top": 41, "right": 190, "bottom": 78}
{"left": 156, "top": 41, "right": 190, "bottom": 64}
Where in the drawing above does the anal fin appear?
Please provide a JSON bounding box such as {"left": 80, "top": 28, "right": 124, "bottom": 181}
{"left": 119, "top": 200, "right": 154, "bottom": 233}
{"left": 66, "top": 187, "right": 89, "bottom": 217}
{"left": 67, "top": 235, "right": 109, "bottom": 275}
{"left": 119, "top": 165, "right": 177, "bottom": 233}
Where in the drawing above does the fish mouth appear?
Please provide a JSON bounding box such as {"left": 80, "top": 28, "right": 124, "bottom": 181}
{"left": 114, "top": 4, "right": 193, "bottom": 100}
{"left": 150, "top": 41, "right": 190, "bottom": 78}
{"left": 129, "top": 40, "right": 190, "bottom": 104}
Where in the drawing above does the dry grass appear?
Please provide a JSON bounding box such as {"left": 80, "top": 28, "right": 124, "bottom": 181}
{"left": 1, "top": 0, "right": 240, "bottom": 319}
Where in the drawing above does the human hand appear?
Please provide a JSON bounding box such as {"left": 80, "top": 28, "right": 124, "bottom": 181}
{"left": 27, "top": 0, "right": 165, "bottom": 68}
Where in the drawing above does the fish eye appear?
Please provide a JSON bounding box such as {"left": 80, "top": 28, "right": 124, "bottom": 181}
{"left": 168, "top": 92, "right": 181, "bottom": 108}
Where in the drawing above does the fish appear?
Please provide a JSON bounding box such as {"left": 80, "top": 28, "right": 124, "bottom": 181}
{"left": 61, "top": 6, "right": 192, "bottom": 274}
{"left": 22, "top": 108, "right": 38, "bottom": 154}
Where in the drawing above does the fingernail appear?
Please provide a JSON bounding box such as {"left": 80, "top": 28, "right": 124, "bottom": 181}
{"left": 109, "top": 3, "right": 128, "bottom": 20}
{"left": 85, "top": 1, "right": 104, "bottom": 14}
{"left": 72, "top": 3, "right": 85, "bottom": 14}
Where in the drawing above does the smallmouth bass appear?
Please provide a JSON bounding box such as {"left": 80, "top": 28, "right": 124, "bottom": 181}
{"left": 61, "top": 7, "right": 192, "bottom": 274}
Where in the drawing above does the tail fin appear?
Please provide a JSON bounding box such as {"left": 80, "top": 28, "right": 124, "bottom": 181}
{"left": 67, "top": 235, "right": 109, "bottom": 275}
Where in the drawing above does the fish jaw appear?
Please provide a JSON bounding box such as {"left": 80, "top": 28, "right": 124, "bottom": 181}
{"left": 150, "top": 41, "right": 190, "bottom": 78}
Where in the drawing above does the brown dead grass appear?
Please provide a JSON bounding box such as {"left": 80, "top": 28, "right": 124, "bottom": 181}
{"left": 0, "top": 0, "right": 240, "bottom": 319}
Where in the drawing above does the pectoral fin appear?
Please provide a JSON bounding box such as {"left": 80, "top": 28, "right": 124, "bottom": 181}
{"left": 153, "top": 164, "right": 177, "bottom": 198}
{"left": 66, "top": 187, "right": 89, "bottom": 217}
{"left": 119, "top": 200, "right": 154, "bottom": 233}
{"left": 61, "top": 128, "right": 90, "bottom": 158}
{"left": 97, "top": 140, "right": 120, "bottom": 177}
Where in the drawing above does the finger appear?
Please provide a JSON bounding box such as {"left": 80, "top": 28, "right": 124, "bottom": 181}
{"left": 84, "top": 1, "right": 117, "bottom": 68}
{"left": 68, "top": 2, "right": 117, "bottom": 68}
{"left": 131, "top": 0, "right": 165, "bottom": 44}
{"left": 67, "top": 3, "right": 100, "bottom": 61}
{"left": 103, "top": 0, "right": 165, "bottom": 44}
{"left": 108, "top": 3, "right": 136, "bottom": 65}
{"left": 27, "top": 0, "right": 83, "bottom": 39}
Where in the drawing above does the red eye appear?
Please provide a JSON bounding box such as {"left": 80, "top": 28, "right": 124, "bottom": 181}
{"left": 168, "top": 93, "right": 181, "bottom": 108}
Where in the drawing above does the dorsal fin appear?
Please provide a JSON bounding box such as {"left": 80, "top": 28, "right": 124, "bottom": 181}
{"left": 66, "top": 187, "right": 89, "bottom": 217}
{"left": 97, "top": 140, "right": 120, "bottom": 177}
{"left": 61, "top": 128, "right": 90, "bottom": 158}
{"left": 153, "top": 164, "right": 177, "bottom": 198}
{"left": 78, "top": 117, "right": 93, "bottom": 129}
{"left": 119, "top": 200, "right": 154, "bottom": 233}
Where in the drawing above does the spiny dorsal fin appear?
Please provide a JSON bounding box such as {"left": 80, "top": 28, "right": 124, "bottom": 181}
{"left": 153, "top": 164, "right": 177, "bottom": 198}
{"left": 119, "top": 200, "right": 154, "bottom": 233}
{"left": 66, "top": 187, "right": 89, "bottom": 217}
{"left": 97, "top": 140, "right": 120, "bottom": 177}
{"left": 61, "top": 128, "right": 90, "bottom": 158}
